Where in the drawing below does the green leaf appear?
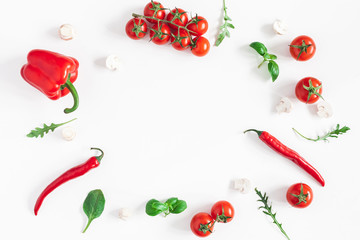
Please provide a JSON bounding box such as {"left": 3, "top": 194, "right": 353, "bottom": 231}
{"left": 226, "top": 22, "right": 235, "bottom": 29}
{"left": 255, "top": 188, "right": 290, "bottom": 240}
{"left": 146, "top": 199, "right": 164, "bottom": 216}
{"left": 268, "top": 60, "right": 279, "bottom": 82}
{"left": 215, "top": 0, "right": 234, "bottom": 47}
{"left": 293, "top": 124, "right": 350, "bottom": 142}
{"left": 82, "top": 189, "right": 105, "bottom": 233}
{"left": 264, "top": 53, "right": 277, "bottom": 60}
{"left": 152, "top": 201, "right": 168, "bottom": 212}
{"left": 250, "top": 42, "right": 267, "bottom": 56}
{"left": 165, "top": 197, "right": 178, "bottom": 207}
{"left": 27, "top": 118, "right": 77, "bottom": 138}
{"left": 170, "top": 200, "right": 187, "bottom": 214}
{"left": 215, "top": 33, "right": 226, "bottom": 46}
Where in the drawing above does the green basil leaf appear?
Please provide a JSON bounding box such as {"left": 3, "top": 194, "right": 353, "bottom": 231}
{"left": 268, "top": 60, "right": 279, "bottom": 82}
{"left": 152, "top": 201, "right": 168, "bottom": 211}
{"left": 146, "top": 199, "right": 164, "bottom": 216}
{"left": 165, "top": 197, "right": 178, "bottom": 207}
{"left": 267, "top": 54, "right": 277, "bottom": 60}
{"left": 82, "top": 189, "right": 105, "bottom": 233}
{"left": 250, "top": 42, "right": 267, "bottom": 56}
{"left": 169, "top": 200, "right": 187, "bottom": 214}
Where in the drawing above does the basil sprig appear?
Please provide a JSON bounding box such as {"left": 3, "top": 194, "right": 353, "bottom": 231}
{"left": 82, "top": 189, "right": 105, "bottom": 233}
{"left": 250, "top": 42, "right": 279, "bottom": 82}
{"left": 146, "top": 197, "right": 187, "bottom": 217}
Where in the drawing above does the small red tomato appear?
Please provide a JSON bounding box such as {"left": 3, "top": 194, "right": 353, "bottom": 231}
{"left": 295, "top": 77, "right": 323, "bottom": 104}
{"left": 187, "top": 15, "right": 208, "bottom": 36}
{"left": 170, "top": 29, "right": 191, "bottom": 51}
{"left": 150, "top": 23, "right": 171, "bottom": 45}
{"left": 190, "top": 212, "right": 215, "bottom": 237}
{"left": 166, "top": 8, "right": 188, "bottom": 29}
{"left": 125, "top": 18, "right": 147, "bottom": 40}
{"left": 289, "top": 35, "right": 316, "bottom": 61}
{"left": 191, "top": 37, "right": 210, "bottom": 57}
{"left": 286, "top": 183, "right": 313, "bottom": 208}
{"left": 143, "top": 1, "right": 166, "bottom": 24}
{"left": 210, "top": 201, "right": 235, "bottom": 223}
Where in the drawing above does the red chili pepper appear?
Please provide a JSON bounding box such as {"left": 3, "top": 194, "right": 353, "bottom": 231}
{"left": 244, "top": 129, "right": 325, "bottom": 187}
{"left": 21, "top": 49, "right": 80, "bottom": 114}
{"left": 34, "top": 148, "right": 104, "bottom": 215}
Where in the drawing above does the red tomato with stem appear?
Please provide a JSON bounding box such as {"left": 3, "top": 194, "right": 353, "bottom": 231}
{"left": 286, "top": 183, "right": 313, "bottom": 208}
{"left": 295, "top": 77, "right": 323, "bottom": 104}
{"left": 210, "top": 201, "right": 235, "bottom": 223}
{"left": 289, "top": 35, "right": 316, "bottom": 61}
{"left": 125, "top": 18, "right": 147, "bottom": 40}
{"left": 190, "top": 212, "right": 215, "bottom": 237}
{"left": 170, "top": 29, "right": 191, "bottom": 51}
{"left": 143, "top": 1, "right": 166, "bottom": 24}
{"left": 191, "top": 36, "right": 210, "bottom": 57}
{"left": 166, "top": 8, "right": 188, "bottom": 29}
{"left": 187, "top": 15, "right": 208, "bottom": 36}
{"left": 150, "top": 23, "right": 171, "bottom": 45}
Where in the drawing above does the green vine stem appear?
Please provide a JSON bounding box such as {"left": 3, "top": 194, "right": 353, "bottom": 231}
{"left": 132, "top": 13, "right": 197, "bottom": 44}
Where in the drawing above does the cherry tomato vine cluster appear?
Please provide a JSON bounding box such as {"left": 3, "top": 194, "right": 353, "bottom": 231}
{"left": 190, "top": 201, "right": 234, "bottom": 237}
{"left": 125, "top": 1, "right": 210, "bottom": 57}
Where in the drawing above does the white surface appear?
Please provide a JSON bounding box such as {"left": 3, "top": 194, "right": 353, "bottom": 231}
{"left": 0, "top": 0, "right": 359, "bottom": 239}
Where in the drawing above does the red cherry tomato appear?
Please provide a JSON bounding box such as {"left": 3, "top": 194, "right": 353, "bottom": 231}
{"left": 125, "top": 18, "right": 147, "bottom": 40}
{"left": 150, "top": 23, "right": 171, "bottom": 45}
{"left": 295, "top": 77, "right": 323, "bottom": 104}
{"left": 210, "top": 201, "right": 235, "bottom": 223}
{"left": 190, "top": 212, "right": 215, "bottom": 237}
{"left": 191, "top": 37, "right": 210, "bottom": 57}
{"left": 289, "top": 35, "right": 316, "bottom": 61}
{"left": 170, "top": 29, "right": 191, "bottom": 51}
{"left": 286, "top": 183, "right": 313, "bottom": 208}
{"left": 187, "top": 16, "right": 208, "bottom": 36}
{"left": 143, "top": 1, "right": 166, "bottom": 24}
{"left": 166, "top": 8, "right": 188, "bottom": 29}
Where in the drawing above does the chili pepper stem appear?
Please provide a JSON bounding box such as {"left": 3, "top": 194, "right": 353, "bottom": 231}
{"left": 91, "top": 148, "right": 104, "bottom": 162}
{"left": 244, "top": 129, "right": 263, "bottom": 137}
{"left": 63, "top": 74, "right": 79, "bottom": 114}
{"left": 82, "top": 219, "right": 93, "bottom": 233}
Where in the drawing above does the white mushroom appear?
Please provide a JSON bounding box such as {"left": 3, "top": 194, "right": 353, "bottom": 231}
{"left": 276, "top": 97, "right": 293, "bottom": 113}
{"left": 106, "top": 55, "right": 122, "bottom": 71}
{"left": 62, "top": 126, "right": 76, "bottom": 141}
{"left": 59, "top": 24, "right": 76, "bottom": 40}
{"left": 317, "top": 101, "right": 333, "bottom": 118}
{"left": 273, "top": 20, "right": 288, "bottom": 35}
{"left": 118, "top": 208, "right": 132, "bottom": 220}
{"left": 233, "top": 178, "right": 251, "bottom": 194}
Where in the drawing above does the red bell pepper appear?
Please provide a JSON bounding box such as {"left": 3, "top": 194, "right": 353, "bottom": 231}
{"left": 21, "top": 49, "right": 80, "bottom": 114}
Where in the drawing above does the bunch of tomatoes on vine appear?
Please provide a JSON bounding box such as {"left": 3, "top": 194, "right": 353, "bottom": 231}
{"left": 125, "top": 1, "right": 210, "bottom": 57}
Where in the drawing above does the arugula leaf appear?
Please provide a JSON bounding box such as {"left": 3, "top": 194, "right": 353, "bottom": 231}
{"left": 27, "top": 118, "right": 77, "bottom": 138}
{"left": 215, "top": 0, "right": 234, "bottom": 46}
{"left": 82, "top": 189, "right": 105, "bottom": 233}
{"left": 255, "top": 188, "right": 290, "bottom": 240}
{"left": 293, "top": 124, "right": 350, "bottom": 142}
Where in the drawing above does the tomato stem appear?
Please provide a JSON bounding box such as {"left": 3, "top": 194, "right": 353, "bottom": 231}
{"left": 132, "top": 13, "right": 197, "bottom": 39}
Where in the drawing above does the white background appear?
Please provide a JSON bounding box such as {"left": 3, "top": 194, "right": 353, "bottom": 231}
{"left": 1, "top": 0, "right": 359, "bottom": 239}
